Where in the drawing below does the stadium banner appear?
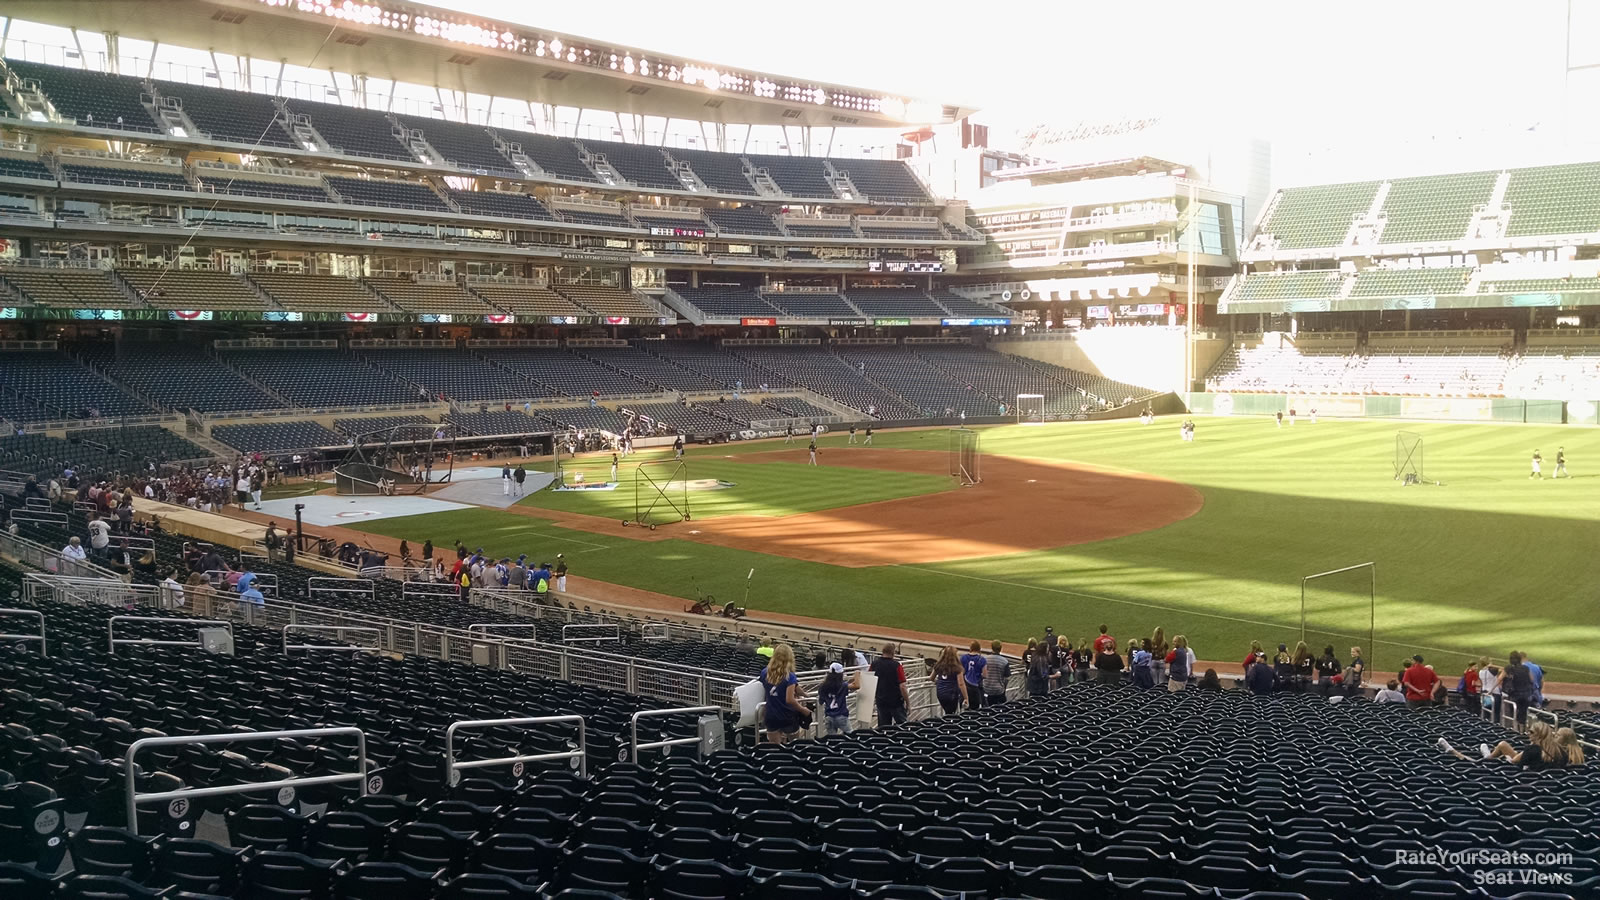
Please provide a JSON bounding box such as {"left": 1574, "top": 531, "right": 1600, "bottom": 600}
{"left": 0, "top": 307, "right": 15, "bottom": 319}
{"left": 1286, "top": 395, "right": 1364, "bottom": 418}
{"left": 1399, "top": 398, "right": 1492, "bottom": 421}
{"left": 740, "top": 317, "right": 777, "bottom": 326}
{"left": 263, "top": 311, "right": 304, "bottom": 322}
{"left": 874, "top": 317, "right": 912, "bottom": 326}
{"left": 940, "top": 317, "right": 1010, "bottom": 326}
{"left": 168, "top": 310, "right": 213, "bottom": 321}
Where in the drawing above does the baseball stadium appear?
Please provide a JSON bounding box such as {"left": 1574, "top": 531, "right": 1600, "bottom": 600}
{"left": 0, "top": 1, "right": 1599, "bottom": 897}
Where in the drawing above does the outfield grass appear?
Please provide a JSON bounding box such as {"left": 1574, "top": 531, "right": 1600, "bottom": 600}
{"left": 355, "top": 417, "right": 1600, "bottom": 683}
{"left": 519, "top": 451, "right": 952, "bottom": 520}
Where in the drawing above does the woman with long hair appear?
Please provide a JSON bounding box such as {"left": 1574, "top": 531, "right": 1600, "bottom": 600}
{"left": 761, "top": 643, "right": 810, "bottom": 744}
{"left": 1150, "top": 627, "right": 1169, "bottom": 687}
{"left": 1243, "top": 640, "right": 1263, "bottom": 672}
{"left": 1314, "top": 645, "right": 1342, "bottom": 695}
{"left": 1292, "top": 641, "right": 1314, "bottom": 690}
{"left": 1197, "top": 669, "right": 1223, "bottom": 691}
{"left": 1556, "top": 728, "right": 1587, "bottom": 767}
{"left": 933, "top": 646, "right": 967, "bottom": 714}
{"left": 1026, "top": 643, "right": 1059, "bottom": 697}
{"left": 1165, "top": 635, "right": 1196, "bottom": 692}
{"left": 1439, "top": 720, "right": 1566, "bottom": 768}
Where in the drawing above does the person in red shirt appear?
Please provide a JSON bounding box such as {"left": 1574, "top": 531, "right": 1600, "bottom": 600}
{"left": 1402, "top": 654, "right": 1440, "bottom": 707}
{"left": 1243, "top": 640, "right": 1264, "bottom": 672}
{"left": 1092, "top": 624, "right": 1117, "bottom": 655}
{"left": 1458, "top": 659, "right": 1481, "bottom": 709}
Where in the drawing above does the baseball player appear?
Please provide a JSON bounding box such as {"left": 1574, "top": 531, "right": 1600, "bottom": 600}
{"left": 808, "top": 438, "right": 818, "bottom": 466}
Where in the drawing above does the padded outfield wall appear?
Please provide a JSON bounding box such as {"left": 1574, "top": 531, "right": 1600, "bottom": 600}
{"left": 1183, "top": 392, "right": 1586, "bottom": 424}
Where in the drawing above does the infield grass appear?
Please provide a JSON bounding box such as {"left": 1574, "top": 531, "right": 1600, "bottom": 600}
{"left": 355, "top": 416, "right": 1600, "bottom": 683}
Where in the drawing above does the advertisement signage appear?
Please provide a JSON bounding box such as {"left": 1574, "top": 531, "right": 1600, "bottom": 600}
{"left": 828, "top": 318, "right": 865, "bottom": 325}
{"left": 1086, "top": 305, "right": 1112, "bottom": 319}
{"left": 485, "top": 314, "right": 516, "bottom": 325}
{"left": 604, "top": 317, "right": 631, "bottom": 325}
{"left": 873, "top": 317, "right": 913, "bottom": 326}
{"left": 73, "top": 309, "right": 123, "bottom": 320}
{"left": 941, "top": 317, "right": 1010, "bottom": 326}
{"left": 263, "top": 311, "right": 304, "bottom": 322}
{"left": 740, "top": 317, "right": 778, "bottom": 326}
{"left": 418, "top": 314, "right": 454, "bottom": 324}
{"left": 0, "top": 308, "right": 17, "bottom": 319}
{"left": 868, "top": 260, "right": 944, "bottom": 273}
{"left": 168, "top": 310, "right": 213, "bottom": 321}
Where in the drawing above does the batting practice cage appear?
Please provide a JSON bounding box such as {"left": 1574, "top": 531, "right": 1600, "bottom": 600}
{"left": 1016, "top": 393, "right": 1045, "bottom": 424}
{"left": 1393, "top": 431, "right": 1430, "bottom": 485}
{"left": 334, "top": 422, "right": 458, "bottom": 495}
{"left": 1300, "top": 562, "right": 1376, "bottom": 658}
{"left": 949, "top": 428, "right": 981, "bottom": 486}
{"left": 630, "top": 459, "right": 690, "bottom": 529}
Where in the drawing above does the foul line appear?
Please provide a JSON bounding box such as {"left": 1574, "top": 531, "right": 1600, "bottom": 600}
{"left": 515, "top": 529, "right": 612, "bottom": 551}
{"left": 893, "top": 565, "right": 1600, "bottom": 677}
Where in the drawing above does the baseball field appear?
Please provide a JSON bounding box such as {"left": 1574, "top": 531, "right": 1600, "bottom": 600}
{"left": 350, "top": 416, "right": 1600, "bottom": 683}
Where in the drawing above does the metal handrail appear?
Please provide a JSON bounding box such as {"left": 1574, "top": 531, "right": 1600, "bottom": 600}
{"left": 282, "top": 624, "right": 381, "bottom": 654}
{"left": 108, "top": 615, "right": 231, "bottom": 655}
{"left": 444, "top": 715, "right": 588, "bottom": 784}
{"left": 562, "top": 623, "right": 620, "bottom": 644}
{"left": 629, "top": 706, "right": 719, "bottom": 762}
{"left": 124, "top": 727, "right": 369, "bottom": 836}
{"left": 0, "top": 608, "right": 46, "bottom": 655}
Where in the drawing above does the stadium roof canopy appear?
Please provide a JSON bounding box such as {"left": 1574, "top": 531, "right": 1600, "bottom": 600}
{"left": 5, "top": 0, "right": 974, "bottom": 129}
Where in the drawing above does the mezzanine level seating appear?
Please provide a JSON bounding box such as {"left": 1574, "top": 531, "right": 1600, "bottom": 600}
{"left": 761, "top": 291, "right": 859, "bottom": 319}
{"left": 463, "top": 283, "right": 585, "bottom": 318}
{"left": 445, "top": 190, "right": 556, "bottom": 222}
{"left": 1377, "top": 171, "right": 1497, "bottom": 245}
{"left": 117, "top": 268, "right": 269, "bottom": 311}
{"left": 324, "top": 176, "right": 450, "bottom": 213}
{"left": 1504, "top": 161, "right": 1600, "bottom": 237}
{"left": 670, "top": 285, "right": 782, "bottom": 319}
{"left": 0, "top": 156, "right": 52, "bottom": 181}
{"left": 0, "top": 266, "right": 137, "bottom": 309}
{"left": 363, "top": 277, "right": 498, "bottom": 317}
{"left": 193, "top": 172, "right": 331, "bottom": 204}
{"left": 55, "top": 163, "right": 191, "bottom": 192}
{"left": 705, "top": 206, "right": 783, "bottom": 237}
{"left": 845, "top": 289, "right": 948, "bottom": 318}
{"left": 244, "top": 272, "right": 390, "bottom": 314}
{"left": 558, "top": 286, "right": 661, "bottom": 320}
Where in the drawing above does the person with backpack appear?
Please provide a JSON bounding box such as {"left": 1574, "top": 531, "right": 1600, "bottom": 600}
{"left": 1165, "top": 635, "right": 1195, "bottom": 691}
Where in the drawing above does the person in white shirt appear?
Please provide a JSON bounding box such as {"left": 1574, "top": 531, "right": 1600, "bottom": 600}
{"left": 87, "top": 515, "right": 111, "bottom": 556}
{"left": 61, "top": 537, "right": 87, "bottom": 561}
{"left": 1374, "top": 680, "right": 1407, "bottom": 703}
{"left": 235, "top": 474, "right": 251, "bottom": 506}
{"left": 160, "top": 572, "right": 186, "bottom": 607}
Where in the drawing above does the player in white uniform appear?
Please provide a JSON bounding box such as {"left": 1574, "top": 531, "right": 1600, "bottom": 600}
{"left": 1530, "top": 450, "right": 1542, "bottom": 479}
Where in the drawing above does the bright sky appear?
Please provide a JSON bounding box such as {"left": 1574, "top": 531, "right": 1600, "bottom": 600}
{"left": 434, "top": 0, "right": 1598, "bottom": 167}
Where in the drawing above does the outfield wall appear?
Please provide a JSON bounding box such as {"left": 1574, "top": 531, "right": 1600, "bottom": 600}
{"left": 1182, "top": 392, "right": 1596, "bottom": 425}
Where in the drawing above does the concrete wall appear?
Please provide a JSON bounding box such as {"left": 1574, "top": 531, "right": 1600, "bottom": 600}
{"left": 996, "top": 328, "right": 1226, "bottom": 394}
